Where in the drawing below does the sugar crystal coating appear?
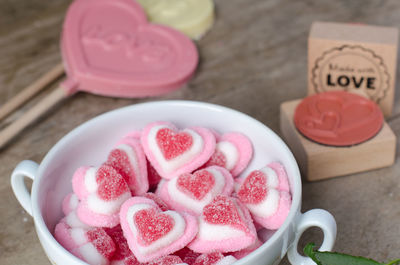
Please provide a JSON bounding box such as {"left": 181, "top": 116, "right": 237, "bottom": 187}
{"left": 134, "top": 208, "right": 174, "bottom": 245}
{"left": 123, "top": 255, "right": 142, "bottom": 265}
{"left": 156, "top": 128, "right": 193, "bottom": 160}
{"left": 147, "top": 160, "right": 162, "bottom": 188}
{"left": 203, "top": 195, "right": 244, "bottom": 229}
{"left": 174, "top": 247, "right": 200, "bottom": 264}
{"left": 177, "top": 170, "right": 215, "bottom": 200}
{"left": 205, "top": 149, "right": 227, "bottom": 169}
{"left": 106, "top": 149, "right": 137, "bottom": 188}
{"left": 96, "top": 165, "right": 129, "bottom": 201}
{"left": 143, "top": 192, "right": 169, "bottom": 211}
{"left": 86, "top": 228, "right": 116, "bottom": 259}
{"left": 147, "top": 255, "right": 184, "bottom": 265}
{"left": 237, "top": 170, "right": 267, "bottom": 204}
{"left": 104, "top": 225, "right": 132, "bottom": 260}
{"left": 193, "top": 252, "right": 224, "bottom": 265}
{"left": 54, "top": 121, "right": 295, "bottom": 264}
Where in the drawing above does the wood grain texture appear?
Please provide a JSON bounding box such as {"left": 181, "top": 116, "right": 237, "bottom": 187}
{"left": 0, "top": 0, "right": 400, "bottom": 264}
{"left": 280, "top": 99, "right": 396, "bottom": 181}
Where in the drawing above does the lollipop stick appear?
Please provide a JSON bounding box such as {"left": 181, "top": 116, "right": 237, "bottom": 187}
{"left": 0, "top": 63, "right": 64, "bottom": 121}
{"left": 0, "top": 86, "right": 68, "bottom": 149}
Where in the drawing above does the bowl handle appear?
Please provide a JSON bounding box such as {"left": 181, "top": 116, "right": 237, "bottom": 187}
{"left": 287, "top": 209, "right": 337, "bottom": 265}
{"left": 11, "top": 160, "right": 38, "bottom": 216}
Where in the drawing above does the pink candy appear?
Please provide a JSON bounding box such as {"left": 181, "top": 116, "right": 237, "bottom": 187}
{"left": 54, "top": 121, "right": 293, "bottom": 264}
{"left": 205, "top": 132, "right": 253, "bottom": 178}
{"left": 188, "top": 195, "right": 257, "bottom": 253}
{"left": 141, "top": 122, "right": 216, "bottom": 180}
{"left": 55, "top": 224, "right": 116, "bottom": 265}
{"left": 236, "top": 163, "right": 292, "bottom": 230}
{"left": 193, "top": 252, "right": 237, "bottom": 265}
{"left": 106, "top": 137, "right": 148, "bottom": 196}
{"left": 73, "top": 165, "right": 132, "bottom": 227}
{"left": 156, "top": 166, "right": 234, "bottom": 215}
{"left": 120, "top": 197, "right": 198, "bottom": 262}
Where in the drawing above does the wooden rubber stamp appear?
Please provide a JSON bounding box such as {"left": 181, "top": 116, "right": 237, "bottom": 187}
{"left": 280, "top": 91, "right": 396, "bottom": 181}
{"left": 308, "top": 21, "right": 398, "bottom": 117}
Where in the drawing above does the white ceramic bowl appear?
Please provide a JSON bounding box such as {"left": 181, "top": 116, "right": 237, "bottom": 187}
{"left": 11, "top": 100, "right": 336, "bottom": 265}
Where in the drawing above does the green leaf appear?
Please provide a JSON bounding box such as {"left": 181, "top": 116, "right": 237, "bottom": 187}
{"left": 304, "top": 243, "right": 385, "bottom": 265}
{"left": 386, "top": 259, "right": 400, "bottom": 265}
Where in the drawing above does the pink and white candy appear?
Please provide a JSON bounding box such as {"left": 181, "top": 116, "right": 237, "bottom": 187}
{"left": 62, "top": 193, "right": 79, "bottom": 215}
{"left": 141, "top": 121, "right": 216, "bottom": 180}
{"left": 193, "top": 252, "right": 237, "bottom": 265}
{"left": 188, "top": 195, "right": 257, "bottom": 253}
{"left": 118, "top": 130, "right": 162, "bottom": 189}
{"left": 55, "top": 225, "right": 115, "bottom": 265}
{"left": 157, "top": 166, "right": 234, "bottom": 215}
{"left": 205, "top": 132, "right": 253, "bottom": 177}
{"left": 73, "top": 165, "right": 132, "bottom": 227}
{"left": 236, "top": 162, "right": 292, "bottom": 230}
{"left": 71, "top": 228, "right": 116, "bottom": 265}
{"left": 104, "top": 225, "right": 135, "bottom": 265}
{"left": 147, "top": 255, "right": 188, "bottom": 265}
{"left": 107, "top": 136, "right": 148, "bottom": 196}
{"left": 231, "top": 239, "right": 263, "bottom": 259}
{"left": 120, "top": 197, "right": 198, "bottom": 262}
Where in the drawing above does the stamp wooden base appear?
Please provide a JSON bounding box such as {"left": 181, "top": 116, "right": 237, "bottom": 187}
{"left": 280, "top": 99, "right": 396, "bottom": 181}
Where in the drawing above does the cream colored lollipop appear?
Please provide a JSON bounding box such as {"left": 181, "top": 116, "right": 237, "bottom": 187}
{"left": 136, "top": 0, "right": 215, "bottom": 40}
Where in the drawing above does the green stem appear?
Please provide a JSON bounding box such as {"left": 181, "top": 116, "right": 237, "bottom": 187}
{"left": 386, "top": 259, "right": 400, "bottom": 265}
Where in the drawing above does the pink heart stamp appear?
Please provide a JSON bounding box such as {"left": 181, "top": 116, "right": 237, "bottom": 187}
{"left": 62, "top": 0, "right": 198, "bottom": 97}
{"left": 120, "top": 197, "right": 198, "bottom": 262}
{"left": 141, "top": 121, "right": 216, "bottom": 179}
{"left": 156, "top": 166, "right": 234, "bottom": 215}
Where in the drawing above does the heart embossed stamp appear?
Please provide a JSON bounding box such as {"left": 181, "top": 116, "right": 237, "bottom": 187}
{"left": 294, "top": 91, "right": 384, "bottom": 146}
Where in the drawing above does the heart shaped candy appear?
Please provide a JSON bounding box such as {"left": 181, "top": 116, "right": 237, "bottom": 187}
{"left": 104, "top": 225, "right": 133, "bottom": 263}
{"left": 73, "top": 165, "right": 132, "bottom": 227}
{"left": 157, "top": 166, "right": 234, "bottom": 215}
{"left": 147, "top": 255, "right": 186, "bottom": 265}
{"left": 120, "top": 197, "right": 198, "bottom": 262}
{"left": 143, "top": 192, "right": 169, "bottom": 211}
{"left": 107, "top": 136, "right": 148, "bottom": 196}
{"left": 141, "top": 121, "right": 216, "bottom": 179}
{"left": 205, "top": 132, "right": 253, "bottom": 177}
{"left": 236, "top": 162, "right": 291, "bottom": 230}
{"left": 118, "top": 130, "right": 163, "bottom": 189}
{"left": 193, "top": 252, "right": 237, "bottom": 265}
{"left": 188, "top": 195, "right": 257, "bottom": 253}
{"left": 70, "top": 228, "right": 116, "bottom": 265}
{"left": 174, "top": 247, "right": 200, "bottom": 265}
{"left": 55, "top": 223, "right": 116, "bottom": 265}
{"left": 62, "top": 0, "right": 198, "bottom": 97}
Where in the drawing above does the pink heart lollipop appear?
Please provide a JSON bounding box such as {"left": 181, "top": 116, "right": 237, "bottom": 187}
{"left": 0, "top": 0, "right": 198, "bottom": 149}
{"left": 62, "top": 0, "right": 198, "bottom": 97}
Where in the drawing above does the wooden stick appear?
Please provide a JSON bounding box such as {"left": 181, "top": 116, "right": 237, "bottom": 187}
{"left": 0, "top": 86, "right": 69, "bottom": 149}
{"left": 0, "top": 63, "right": 64, "bottom": 121}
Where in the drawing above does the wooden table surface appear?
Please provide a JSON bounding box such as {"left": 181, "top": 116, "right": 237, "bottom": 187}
{"left": 1, "top": 0, "right": 400, "bottom": 264}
